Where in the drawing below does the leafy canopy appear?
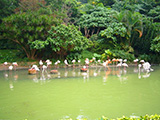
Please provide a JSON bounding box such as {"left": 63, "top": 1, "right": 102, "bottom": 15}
{"left": 1, "top": 8, "right": 60, "bottom": 59}
{"left": 32, "top": 24, "right": 89, "bottom": 58}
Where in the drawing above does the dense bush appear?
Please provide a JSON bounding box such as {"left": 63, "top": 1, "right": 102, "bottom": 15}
{"left": 101, "top": 49, "right": 135, "bottom": 62}
{"left": 0, "top": 49, "right": 30, "bottom": 63}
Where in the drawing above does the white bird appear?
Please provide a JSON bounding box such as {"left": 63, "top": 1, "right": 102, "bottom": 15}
{"left": 78, "top": 60, "right": 81, "bottom": 67}
{"left": 83, "top": 66, "right": 87, "bottom": 69}
{"left": 55, "top": 60, "right": 60, "bottom": 68}
{"left": 123, "top": 59, "right": 127, "bottom": 63}
{"left": 31, "top": 65, "right": 40, "bottom": 71}
{"left": 64, "top": 59, "right": 68, "bottom": 65}
{"left": 92, "top": 57, "right": 96, "bottom": 61}
{"left": 45, "top": 59, "right": 52, "bottom": 66}
{"left": 46, "top": 59, "right": 50, "bottom": 63}
{"left": 140, "top": 60, "right": 145, "bottom": 63}
{"left": 85, "top": 58, "right": 89, "bottom": 64}
{"left": 12, "top": 62, "right": 18, "bottom": 70}
{"left": 117, "top": 59, "right": 123, "bottom": 67}
{"left": 4, "top": 62, "right": 8, "bottom": 65}
{"left": 122, "top": 63, "right": 128, "bottom": 67}
{"left": 47, "top": 61, "right": 52, "bottom": 66}
{"left": 57, "top": 60, "right": 60, "bottom": 63}
{"left": 4, "top": 62, "right": 8, "bottom": 70}
{"left": 138, "top": 64, "right": 142, "bottom": 70}
{"left": 133, "top": 59, "right": 139, "bottom": 63}
{"left": 143, "top": 62, "right": 153, "bottom": 72}
{"left": 39, "top": 60, "right": 43, "bottom": 66}
{"left": 9, "top": 65, "right": 13, "bottom": 70}
{"left": 55, "top": 62, "right": 58, "bottom": 65}
{"left": 42, "top": 65, "right": 47, "bottom": 73}
{"left": 12, "top": 62, "right": 18, "bottom": 66}
{"left": 72, "top": 59, "right": 76, "bottom": 63}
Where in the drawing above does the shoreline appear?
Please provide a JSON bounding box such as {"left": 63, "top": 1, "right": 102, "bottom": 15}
{"left": 0, "top": 63, "right": 159, "bottom": 71}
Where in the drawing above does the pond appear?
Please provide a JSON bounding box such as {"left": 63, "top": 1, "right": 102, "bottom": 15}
{"left": 0, "top": 65, "right": 160, "bottom": 120}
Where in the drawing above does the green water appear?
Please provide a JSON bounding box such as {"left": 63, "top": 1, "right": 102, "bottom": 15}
{"left": 0, "top": 66, "right": 160, "bottom": 120}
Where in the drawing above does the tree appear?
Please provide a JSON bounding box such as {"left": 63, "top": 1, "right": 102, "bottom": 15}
{"left": 114, "top": 10, "right": 143, "bottom": 46}
{"left": 0, "top": 0, "right": 19, "bottom": 23}
{"left": 150, "top": 36, "right": 160, "bottom": 53}
{"left": 31, "top": 24, "right": 89, "bottom": 59}
{"left": 132, "top": 19, "right": 159, "bottom": 55}
{"left": 15, "top": 0, "right": 46, "bottom": 12}
{"left": 77, "top": 6, "right": 117, "bottom": 38}
{"left": 45, "top": 0, "right": 79, "bottom": 25}
{"left": 100, "top": 22, "right": 128, "bottom": 50}
{"left": 148, "top": 6, "right": 160, "bottom": 22}
{"left": 0, "top": 9, "right": 61, "bottom": 59}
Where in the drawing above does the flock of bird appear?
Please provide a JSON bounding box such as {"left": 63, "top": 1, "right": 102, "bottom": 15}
{"left": 3, "top": 62, "right": 18, "bottom": 70}
{"left": 3, "top": 58, "right": 153, "bottom": 74}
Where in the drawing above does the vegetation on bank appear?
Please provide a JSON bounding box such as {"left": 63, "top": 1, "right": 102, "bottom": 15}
{"left": 59, "top": 114, "right": 160, "bottom": 120}
{"left": 0, "top": 0, "right": 160, "bottom": 64}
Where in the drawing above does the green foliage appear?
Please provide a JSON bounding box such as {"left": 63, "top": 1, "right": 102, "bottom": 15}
{"left": 66, "top": 52, "right": 82, "bottom": 63}
{"left": 60, "top": 114, "right": 160, "bottom": 120}
{"left": 149, "top": 53, "right": 160, "bottom": 64}
{"left": 0, "top": 0, "right": 19, "bottom": 23}
{"left": 102, "top": 49, "right": 135, "bottom": 61}
{"left": 0, "top": 49, "right": 29, "bottom": 63}
{"left": 150, "top": 36, "right": 160, "bottom": 52}
{"left": 0, "top": 8, "right": 60, "bottom": 59}
{"left": 93, "top": 53, "right": 101, "bottom": 59}
{"left": 0, "top": 0, "right": 160, "bottom": 64}
{"left": 35, "top": 24, "right": 89, "bottom": 59}
{"left": 138, "top": 54, "right": 151, "bottom": 62}
{"left": 148, "top": 6, "right": 160, "bottom": 22}
{"left": 132, "top": 19, "right": 158, "bottom": 55}
{"left": 77, "top": 6, "right": 117, "bottom": 37}
{"left": 100, "top": 22, "right": 128, "bottom": 49}
{"left": 81, "top": 50, "right": 94, "bottom": 59}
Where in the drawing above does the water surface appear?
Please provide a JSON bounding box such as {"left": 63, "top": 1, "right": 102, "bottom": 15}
{"left": 0, "top": 66, "right": 160, "bottom": 120}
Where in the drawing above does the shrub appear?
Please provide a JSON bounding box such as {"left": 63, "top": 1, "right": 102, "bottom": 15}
{"left": 102, "top": 49, "right": 135, "bottom": 62}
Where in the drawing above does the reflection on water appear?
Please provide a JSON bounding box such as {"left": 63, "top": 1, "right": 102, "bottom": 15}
{"left": 133, "top": 65, "right": 152, "bottom": 79}
{"left": 1, "top": 66, "right": 155, "bottom": 90}
{"left": 0, "top": 66, "right": 159, "bottom": 120}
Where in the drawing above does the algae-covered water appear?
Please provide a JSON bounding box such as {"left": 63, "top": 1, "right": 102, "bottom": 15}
{"left": 0, "top": 66, "right": 160, "bottom": 120}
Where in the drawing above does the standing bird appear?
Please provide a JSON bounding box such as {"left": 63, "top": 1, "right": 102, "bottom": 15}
{"left": 78, "top": 60, "right": 81, "bottom": 67}
{"left": 9, "top": 65, "right": 13, "bottom": 70}
{"left": 39, "top": 60, "right": 43, "bottom": 66}
{"left": 85, "top": 58, "right": 90, "bottom": 68}
{"left": 31, "top": 65, "right": 40, "bottom": 71}
{"left": 46, "top": 59, "right": 52, "bottom": 71}
{"left": 103, "top": 60, "right": 111, "bottom": 70}
{"left": 39, "top": 60, "right": 43, "bottom": 71}
{"left": 64, "top": 59, "right": 69, "bottom": 68}
{"left": 133, "top": 59, "right": 139, "bottom": 66}
{"left": 4, "top": 62, "right": 8, "bottom": 66}
{"left": 122, "top": 59, "right": 128, "bottom": 70}
{"left": 72, "top": 59, "right": 76, "bottom": 68}
{"left": 55, "top": 60, "right": 60, "bottom": 68}
{"left": 42, "top": 65, "right": 48, "bottom": 73}
{"left": 116, "top": 59, "right": 123, "bottom": 69}
{"left": 3, "top": 62, "right": 8, "bottom": 70}
{"left": 143, "top": 62, "right": 153, "bottom": 73}
{"left": 12, "top": 62, "right": 18, "bottom": 71}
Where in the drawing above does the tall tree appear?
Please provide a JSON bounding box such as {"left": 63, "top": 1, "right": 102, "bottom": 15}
{"left": 77, "top": 6, "right": 117, "bottom": 38}
{"left": 0, "top": 0, "right": 19, "bottom": 23}
{"left": 114, "top": 10, "right": 143, "bottom": 46}
{"left": 0, "top": 9, "right": 61, "bottom": 59}
{"left": 31, "top": 24, "right": 89, "bottom": 59}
